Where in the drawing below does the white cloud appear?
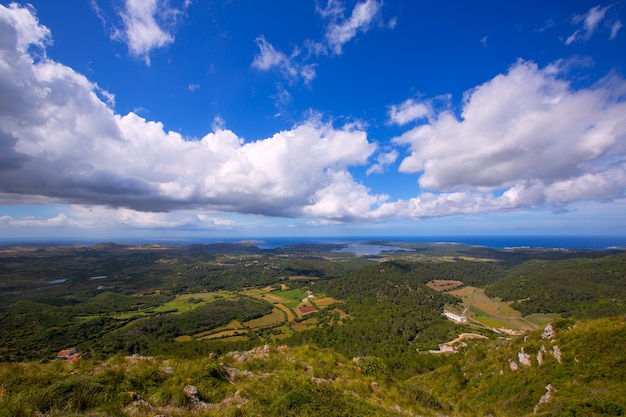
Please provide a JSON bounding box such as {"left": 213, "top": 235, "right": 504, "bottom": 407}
{"left": 211, "top": 115, "right": 226, "bottom": 131}
{"left": 0, "top": 206, "right": 240, "bottom": 231}
{"left": 113, "top": 0, "right": 189, "bottom": 64}
{"left": 302, "top": 170, "right": 388, "bottom": 220}
{"left": 0, "top": 3, "right": 50, "bottom": 52}
{"left": 254, "top": 0, "right": 385, "bottom": 86}
{"left": 366, "top": 149, "right": 398, "bottom": 175}
{"left": 388, "top": 59, "right": 626, "bottom": 218}
{"left": 252, "top": 36, "right": 317, "bottom": 85}
{"left": 387, "top": 17, "right": 397, "bottom": 29}
{"left": 610, "top": 20, "right": 622, "bottom": 39}
{"left": 566, "top": 4, "right": 611, "bottom": 44}
{"left": 0, "top": 213, "right": 73, "bottom": 228}
{"left": 324, "top": 0, "right": 382, "bottom": 55}
{"left": 3, "top": 4, "right": 624, "bottom": 227}
{"left": 0, "top": 4, "right": 381, "bottom": 222}
{"left": 315, "top": 0, "right": 345, "bottom": 20}
{"left": 388, "top": 99, "right": 431, "bottom": 125}
{"left": 251, "top": 36, "right": 289, "bottom": 71}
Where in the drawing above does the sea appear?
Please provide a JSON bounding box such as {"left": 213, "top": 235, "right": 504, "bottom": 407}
{"left": 2, "top": 235, "right": 625, "bottom": 251}
{"left": 239, "top": 236, "right": 626, "bottom": 251}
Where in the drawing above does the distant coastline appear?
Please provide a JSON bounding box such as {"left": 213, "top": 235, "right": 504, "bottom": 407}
{"left": 0, "top": 235, "right": 625, "bottom": 251}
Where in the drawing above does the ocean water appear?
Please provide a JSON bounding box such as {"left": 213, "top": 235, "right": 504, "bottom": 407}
{"left": 1, "top": 235, "right": 625, "bottom": 250}
{"left": 253, "top": 236, "right": 626, "bottom": 251}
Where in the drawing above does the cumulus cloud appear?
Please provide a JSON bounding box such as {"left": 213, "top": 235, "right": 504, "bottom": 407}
{"left": 388, "top": 59, "right": 626, "bottom": 218}
{"left": 0, "top": 3, "right": 50, "bottom": 52}
{"left": 565, "top": 4, "right": 614, "bottom": 44}
{"left": 111, "top": 0, "right": 189, "bottom": 64}
{"left": 366, "top": 149, "right": 398, "bottom": 175}
{"left": 0, "top": 213, "right": 73, "bottom": 228}
{"left": 302, "top": 170, "right": 388, "bottom": 220}
{"left": 0, "top": 4, "right": 380, "bottom": 221}
{"left": 3, "top": 4, "right": 624, "bottom": 227}
{"left": 0, "top": 206, "right": 239, "bottom": 231}
{"left": 388, "top": 99, "right": 431, "bottom": 126}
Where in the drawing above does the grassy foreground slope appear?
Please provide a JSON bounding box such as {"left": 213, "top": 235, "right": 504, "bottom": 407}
{"left": 0, "top": 316, "right": 624, "bottom": 417}
{"left": 412, "top": 316, "right": 626, "bottom": 416}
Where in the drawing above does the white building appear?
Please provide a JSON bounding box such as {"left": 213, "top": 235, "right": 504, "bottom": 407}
{"left": 443, "top": 311, "right": 468, "bottom": 323}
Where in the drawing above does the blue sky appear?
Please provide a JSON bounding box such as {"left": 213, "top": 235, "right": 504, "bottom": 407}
{"left": 1, "top": 0, "right": 625, "bottom": 240}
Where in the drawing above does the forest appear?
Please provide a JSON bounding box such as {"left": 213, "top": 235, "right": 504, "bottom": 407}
{"left": 0, "top": 241, "right": 624, "bottom": 416}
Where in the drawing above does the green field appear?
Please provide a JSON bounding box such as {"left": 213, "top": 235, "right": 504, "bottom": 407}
{"left": 450, "top": 286, "right": 559, "bottom": 331}
{"left": 243, "top": 307, "right": 286, "bottom": 328}
{"left": 273, "top": 288, "right": 308, "bottom": 308}
{"left": 106, "top": 291, "right": 237, "bottom": 319}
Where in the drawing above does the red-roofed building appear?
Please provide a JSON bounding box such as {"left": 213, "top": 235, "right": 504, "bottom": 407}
{"left": 57, "top": 349, "right": 80, "bottom": 361}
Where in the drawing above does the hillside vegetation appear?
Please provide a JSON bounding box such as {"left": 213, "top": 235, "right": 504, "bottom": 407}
{"left": 0, "top": 317, "right": 624, "bottom": 416}
{"left": 485, "top": 252, "right": 626, "bottom": 318}
{"left": 0, "top": 242, "right": 625, "bottom": 416}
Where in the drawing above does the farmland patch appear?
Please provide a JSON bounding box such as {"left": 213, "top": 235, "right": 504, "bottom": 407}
{"left": 427, "top": 279, "right": 464, "bottom": 292}
{"left": 244, "top": 308, "right": 286, "bottom": 328}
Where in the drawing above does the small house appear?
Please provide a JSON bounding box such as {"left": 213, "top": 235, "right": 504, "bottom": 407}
{"left": 57, "top": 349, "right": 80, "bottom": 361}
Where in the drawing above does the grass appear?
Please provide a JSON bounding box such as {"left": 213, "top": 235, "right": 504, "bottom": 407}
{"left": 524, "top": 313, "right": 561, "bottom": 326}
{"left": 426, "top": 280, "right": 464, "bottom": 292}
{"left": 210, "top": 335, "right": 248, "bottom": 342}
{"left": 153, "top": 291, "right": 237, "bottom": 313}
{"left": 273, "top": 289, "right": 308, "bottom": 308}
{"left": 244, "top": 308, "right": 286, "bottom": 329}
{"left": 462, "top": 287, "right": 499, "bottom": 316}
{"left": 472, "top": 316, "right": 513, "bottom": 328}
{"left": 107, "top": 291, "right": 237, "bottom": 319}
{"left": 493, "top": 297, "right": 522, "bottom": 318}
{"left": 311, "top": 297, "right": 341, "bottom": 308}
{"left": 448, "top": 286, "right": 555, "bottom": 331}
{"left": 194, "top": 320, "right": 244, "bottom": 338}
{"left": 198, "top": 330, "right": 248, "bottom": 340}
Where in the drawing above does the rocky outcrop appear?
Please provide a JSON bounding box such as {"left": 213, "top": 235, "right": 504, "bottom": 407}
{"left": 537, "top": 345, "right": 546, "bottom": 366}
{"left": 226, "top": 344, "right": 270, "bottom": 362}
{"left": 125, "top": 385, "right": 249, "bottom": 415}
{"left": 124, "top": 392, "right": 154, "bottom": 415}
{"left": 510, "top": 330, "right": 563, "bottom": 371}
{"left": 518, "top": 347, "right": 532, "bottom": 367}
{"left": 541, "top": 324, "right": 555, "bottom": 339}
{"left": 221, "top": 364, "right": 254, "bottom": 383}
{"left": 183, "top": 385, "right": 204, "bottom": 406}
{"left": 533, "top": 384, "right": 556, "bottom": 414}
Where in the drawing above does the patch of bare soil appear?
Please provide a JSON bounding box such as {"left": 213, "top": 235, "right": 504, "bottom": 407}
{"left": 426, "top": 279, "right": 464, "bottom": 292}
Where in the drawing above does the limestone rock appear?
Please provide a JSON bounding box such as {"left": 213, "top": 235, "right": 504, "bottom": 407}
{"left": 537, "top": 346, "right": 546, "bottom": 366}
{"left": 533, "top": 384, "right": 556, "bottom": 414}
{"left": 183, "top": 384, "right": 199, "bottom": 401}
{"left": 542, "top": 323, "right": 555, "bottom": 339}
{"left": 221, "top": 364, "right": 253, "bottom": 383}
{"left": 518, "top": 347, "right": 532, "bottom": 366}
